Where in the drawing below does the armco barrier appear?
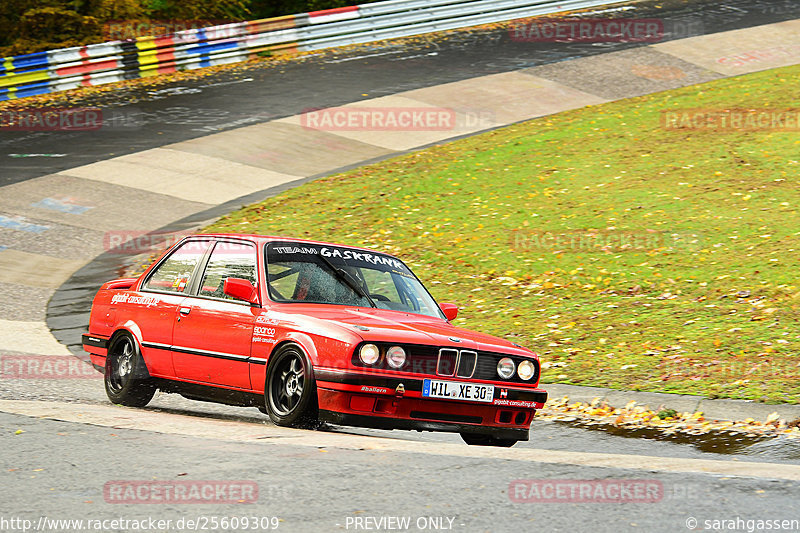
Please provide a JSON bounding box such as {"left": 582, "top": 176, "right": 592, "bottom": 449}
{"left": 0, "top": 0, "right": 622, "bottom": 102}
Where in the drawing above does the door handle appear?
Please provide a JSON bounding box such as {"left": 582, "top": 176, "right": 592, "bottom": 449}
{"left": 179, "top": 307, "right": 191, "bottom": 315}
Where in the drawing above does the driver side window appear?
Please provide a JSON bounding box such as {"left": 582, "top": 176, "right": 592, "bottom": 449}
{"left": 144, "top": 240, "right": 211, "bottom": 293}
{"left": 198, "top": 241, "right": 257, "bottom": 301}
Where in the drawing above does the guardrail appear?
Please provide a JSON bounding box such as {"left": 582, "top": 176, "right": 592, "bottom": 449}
{"left": 0, "top": 0, "right": 622, "bottom": 102}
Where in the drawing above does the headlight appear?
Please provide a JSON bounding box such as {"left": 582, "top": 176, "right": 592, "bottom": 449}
{"left": 359, "top": 344, "right": 380, "bottom": 365}
{"left": 497, "top": 357, "right": 515, "bottom": 379}
{"left": 517, "top": 360, "right": 535, "bottom": 381}
{"left": 386, "top": 346, "right": 406, "bottom": 368}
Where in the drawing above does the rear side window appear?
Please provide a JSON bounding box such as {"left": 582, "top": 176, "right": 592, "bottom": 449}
{"left": 144, "top": 240, "right": 211, "bottom": 293}
{"left": 198, "top": 241, "right": 257, "bottom": 301}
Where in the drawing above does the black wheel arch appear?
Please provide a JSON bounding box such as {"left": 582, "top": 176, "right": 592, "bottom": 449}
{"left": 107, "top": 329, "right": 152, "bottom": 379}
{"left": 264, "top": 339, "right": 316, "bottom": 388}
{"left": 264, "top": 341, "right": 319, "bottom": 427}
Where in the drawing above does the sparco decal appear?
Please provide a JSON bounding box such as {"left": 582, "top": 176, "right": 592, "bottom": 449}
{"left": 253, "top": 326, "right": 277, "bottom": 344}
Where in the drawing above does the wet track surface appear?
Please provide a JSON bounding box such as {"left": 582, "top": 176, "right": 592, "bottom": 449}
{"left": 536, "top": 420, "right": 800, "bottom": 461}
{"left": 2, "top": 0, "right": 800, "bottom": 186}
{"left": 332, "top": 418, "right": 800, "bottom": 463}
{"left": 2, "top": 370, "right": 799, "bottom": 463}
{"left": 2, "top": 0, "right": 800, "bottom": 493}
{"left": 3, "top": 407, "right": 798, "bottom": 533}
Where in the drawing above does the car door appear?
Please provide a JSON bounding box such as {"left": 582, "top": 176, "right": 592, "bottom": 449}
{"left": 171, "top": 239, "right": 258, "bottom": 389}
{"left": 136, "top": 238, "right": 213, "bottom": 377}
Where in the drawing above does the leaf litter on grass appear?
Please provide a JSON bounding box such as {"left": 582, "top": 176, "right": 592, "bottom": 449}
{"left": 204, "top": 65, "right": 800, "bottom": 404}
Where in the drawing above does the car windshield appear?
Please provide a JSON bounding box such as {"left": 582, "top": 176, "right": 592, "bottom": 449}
{"left": 265, "top": 242, "right": 444, "bottom": 319}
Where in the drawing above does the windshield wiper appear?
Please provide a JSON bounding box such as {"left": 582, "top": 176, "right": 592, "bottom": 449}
{"left": 316, "top": 254, "right": 377, "bottom": 308}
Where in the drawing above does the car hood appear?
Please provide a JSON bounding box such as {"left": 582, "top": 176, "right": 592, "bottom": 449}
{"left": 277, "top": 304, "right": 534, "bottom": 358}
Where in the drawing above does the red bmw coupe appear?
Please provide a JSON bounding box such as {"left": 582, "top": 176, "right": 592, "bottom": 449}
{"left": 83, "top": 234, "right": 547, "bottom": 446}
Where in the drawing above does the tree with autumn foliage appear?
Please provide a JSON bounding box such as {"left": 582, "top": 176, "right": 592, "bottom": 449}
{"left": 1, "top": 0, "right": 384, "bottom": 56}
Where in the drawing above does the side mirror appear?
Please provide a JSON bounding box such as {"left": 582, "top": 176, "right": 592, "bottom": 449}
{"left": 223, "top": 278, "right": 258, "bottom": 303}
{"left": 439, "top": 302, "right": 458, "bottom": 321}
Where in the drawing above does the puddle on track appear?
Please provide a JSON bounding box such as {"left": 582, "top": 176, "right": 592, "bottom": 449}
{"left": 551, "top": 419, "right": 800, "bottom": 460}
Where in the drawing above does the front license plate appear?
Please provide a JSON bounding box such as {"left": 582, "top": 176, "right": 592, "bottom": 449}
{"left": 422, "top": 379, "right": 494, "bottom": 403}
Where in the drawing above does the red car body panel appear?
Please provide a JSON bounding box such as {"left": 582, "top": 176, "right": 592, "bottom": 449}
{"left": 172, "top": 298, "right": 255, "bottom": 388}
{"left": 83, "top": 234, "right": 547, "bottom": 440}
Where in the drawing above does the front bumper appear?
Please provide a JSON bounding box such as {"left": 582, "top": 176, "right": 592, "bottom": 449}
{"left": 315, "top": 368, "right": 547, "bottom": 440}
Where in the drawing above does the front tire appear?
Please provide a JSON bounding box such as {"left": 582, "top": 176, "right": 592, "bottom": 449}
{"left": 105, "top": 333, "right": 156, "bottom": 407}
{"left": 265, "top": 345, "right": 318, "bottom": 428}
{"left": 460, "top": 432, "right": 518, "bottom": 447}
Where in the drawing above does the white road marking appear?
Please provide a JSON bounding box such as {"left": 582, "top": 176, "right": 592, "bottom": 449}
{"left": 389, "top": 52, "right": 439, "bottom": 61}
{"left": 8, "top": 154, "right": 67, "bottom": 158}
{"left": 324, "top": 50, "right": 405, "bottom": 63}
{"left": 199, "top": 78, "right": 255, "bottom": 88}
{"left": 581, "top": 6, "right": 637, "bottom": 15}
{"left": 2, "top": 399, "right": 798, "bottom": 481}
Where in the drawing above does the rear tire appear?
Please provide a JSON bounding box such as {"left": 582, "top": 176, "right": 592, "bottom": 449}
{"left": 265, "top": 345, "right": 318, "bottom": 428}
{"left": 460, "top": 432, "right": 518, "bottom": 447}
{"left": 104, "top": 333, "right": 156, "bottom": 407}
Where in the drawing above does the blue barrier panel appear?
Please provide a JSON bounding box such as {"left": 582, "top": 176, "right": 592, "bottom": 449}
{"left": 14, "top": 80, "right": 53, "bottom": 98}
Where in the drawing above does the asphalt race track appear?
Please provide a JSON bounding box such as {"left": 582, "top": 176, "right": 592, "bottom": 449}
{"left": 2, "top": 0, "right": 800, "bottom": 531}
{"left": 1, "top": 0, "right": 798, "bottom": 186}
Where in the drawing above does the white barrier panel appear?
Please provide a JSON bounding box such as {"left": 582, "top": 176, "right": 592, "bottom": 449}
{"left": 0, "top": 0, "right": 622, "bottom": 101}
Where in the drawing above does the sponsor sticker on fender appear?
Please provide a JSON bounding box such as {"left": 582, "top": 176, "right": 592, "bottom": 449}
{"left": 111, "top": 294, "right": 158, "bottom": 307}
{"left": 253, "top": 324, "right": 277, "bottom": 344}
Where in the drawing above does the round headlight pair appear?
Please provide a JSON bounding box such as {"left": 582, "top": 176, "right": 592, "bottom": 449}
{"left": 358, "top": 344, "right": 406, "bottom": 369}
{"left": 386, "top": 346, "right": 406, "bottom": 368}
{"left": 359, "top": 344, "right": 380, "bottom": 365}
{"left": 497, "top": 357, "right": 515, "bottom": 379}
{"left": 497, "top": 357, "right": 536, "bottom": 381}
{"left": 517, "top": 360, "right": 536, "bottom": 381}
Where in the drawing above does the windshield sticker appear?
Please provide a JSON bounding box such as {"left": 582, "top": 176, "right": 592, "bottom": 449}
{"left": 320, "top": 247, "right": 406, "bottom": 271}
{"left": 272, "top": 245, "right": 320, "bottom": 254}
{"left": 270, "top": 243, "right": 411, "bottom": 276}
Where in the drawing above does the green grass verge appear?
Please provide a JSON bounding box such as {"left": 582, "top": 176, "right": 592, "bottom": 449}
{"left": 205, "top": 64, "right": 800, "bottom": 404}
